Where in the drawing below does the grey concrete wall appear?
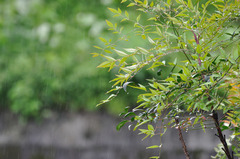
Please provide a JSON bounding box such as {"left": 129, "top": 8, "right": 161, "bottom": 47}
{"left": 0, "top": 112, "right": 226, "bottom": 159}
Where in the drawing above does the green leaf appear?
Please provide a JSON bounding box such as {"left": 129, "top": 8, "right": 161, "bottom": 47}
{"left": 124, "top": 48, "right": 137, "bottom": 53}
{"left": 200, "top": 121, "right": 206, "bottom": 133}
{"left": 182, "top": 67, "right": 191, "bottom": 76}
{"left": 165, "top": 32, "right": 178, "bottom": 39}
{"left": 125, "top": 11, "right": 129, "bottom": 19}
{"left": 121, "top": 0, "right": 127, "bottom": 3}
{"left": 97, "top": 94, "right": 117, "bottom": 106}
{"left": 148, "top": 36, "right": 155, "bottom": 45}
{"left": 146, "top": 145, "right": 160, "bottom": 149}
{"left": 127, "top": 3, "right": 135, "bottom": 7}
{"left": 143, "top": 0, "right": 148, "bottom": 5}
{"left": 188, "top": 0, "right": 193, "bottom": 9}
{"left": 105, "top": 20, "right": 113, "bottom": 27}
{"left": 196, "top": 44, "right": 202, "bottom": 54}
{"left": 99, "top": 37, "right": 107, "bottom": 43}
{"left": 133, "top": 119, "right": 151, "bottom": 131}
{"left": 123, "top": 82, "right": 132, "bottom": 92}
{"left": 108, "top": 8, "right": 118, "bottom": 14}
{"left": 179, "top": 74, "right": 188, "bottom": 81}
{"left": 97, "top": 61, "right": 111, "bottom": 68}
{"left": 167, "top": 0, "right": 171, "bottom": 5}
{"left": 118, "top": 8, "right": 122, "bottom": 14}
{"left": 103, "top": 55, "right": 116, "bottom": 61}
{"left": 156, "top": 27, "right": 162, "bottom": 36}
{"left": 150, "top": 1, "right": 154, "bottom": 7}
{"left": 129, "top": 84, "right": 147, "bottom": 91}
{"left": 94, "top": 45, "right": 103, "bottom": 50}
{"left": 116, "top": 120, "right": 128, "bottom": 131}
{"left": 168, "top": 17, "right": 181, "bottom": 24}
{"left": 137, "top": 47, "right": 149, "bottom": 54}
{"left": 114, "top": 49, "right": 128, "bottom": 56}
{"left": 136, "top": 14, "right": 141, "bottom": 22}
{"left": 155, "top": 83, "right": 168, "bottom": 91}
{"left": 148, "top": 124, "right": 154, "bottom": 131}
{"left": 193, "top": 116, "right": 200, "bottom": 126}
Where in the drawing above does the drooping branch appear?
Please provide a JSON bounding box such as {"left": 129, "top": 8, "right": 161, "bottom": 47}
{"left": 175, "top": 118, "right": 191, "bottom": 159}
{"left": 211, "top": 111, "right": 233, "bottom": 159}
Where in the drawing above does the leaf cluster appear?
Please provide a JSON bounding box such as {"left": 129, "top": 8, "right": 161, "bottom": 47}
{"left": 94, "top": 0, "right": 240, "bottom": 157}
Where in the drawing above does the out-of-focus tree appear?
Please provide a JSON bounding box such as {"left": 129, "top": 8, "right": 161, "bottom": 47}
{"left": 0, "top": 0, "right": 141, "bottom": 118}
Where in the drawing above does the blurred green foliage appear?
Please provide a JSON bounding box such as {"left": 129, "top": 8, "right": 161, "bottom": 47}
{"left": 0, "top": 0, "right": 142, "bottom": 118}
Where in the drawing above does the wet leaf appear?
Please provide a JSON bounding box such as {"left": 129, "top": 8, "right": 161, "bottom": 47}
{"left": 116, "top": 120, "right": 128, "bottom": 131}
{"left": 123, "top": 82, "right": 132, "bottom": 92}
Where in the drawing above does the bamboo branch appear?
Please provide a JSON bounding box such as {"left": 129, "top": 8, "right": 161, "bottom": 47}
{"left": 211, "top": 111, "right": 233, "bottom": 159}
{"left": 175, "top": 118, "right": 191, "bottom": 159}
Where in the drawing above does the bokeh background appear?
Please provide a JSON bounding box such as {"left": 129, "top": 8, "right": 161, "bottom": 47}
{"left": 0, "top": 0, "right": 230, "bottom": 159}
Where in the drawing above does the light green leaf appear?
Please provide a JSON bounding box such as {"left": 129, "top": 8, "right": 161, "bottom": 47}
{"left": 125, "top": 11, "right": 129, "bottom": 19}
{"left": 158, "top": 84, "right": 168, "bottom": 91}
{"left": 117, "top": 8, "right": 122, "bottom": 14}
{"left": 143, "top": 0, "right": 148, "bottom": 5}
{"left": 97, "top": 61, "right": 111, "bottom": 68}
{"left": 136, "top": 14, "right": 141, "bottom": 22}
{"left": 108, "top": 8, "right": 118, "bottom": 14}
{"left": 137, "top": 47, "right": 149, "bottom": 54}
{"left": 196, "top": 44, "right": 202, "bottom": 54}
{"left": 99, "top": 37, "right": 107, "bottom": 43}
{"left": 180, "top": 74, "right": 188, "bottom": 81}
{"left": 167, "top": 0, "right": 171, "bottom": 5}
{"left": 150, "top": 1, "right": 154, "bottom": 7}
{"left": 106, "top": 20, "right": 113, "bottom": 27}
{"left": 166, "top": 32, "right": 178, "bottom": 39}
{"left": 103, "top": 55, "right": 116, "bottom": 61}
{"left": 124, "top": 48, "right": 137, "bottom": 53}
{"left": 188, "top": 0, "right": 193, "bottom": 9}
{"left": 133, "top": 119, "right": 151, "bottom": 131}
{"left": 182, "top": 67, "right": 191, "bottom": 76}
{"left": 114, "top": 49, "right": 128, "bottom": 56}
{"left": 148, "top": 124, "right": 154, "bottom": 131}
{"left": 94, "top": 45, "right": 103, "bottom": 50}
{"left": 127, "top": 3, "right": 135, "bottom": 7}
{"left": 141, "top": 34, "right": 146, "bottom": 39}
{"left": 148, "top": 36, "right": 155, "bottom": 45}
{"left": 130, "top": 84, "right": 147, "bottom": 91}
{"left": 146, "top": 145, "right": 160, "bottom": 149}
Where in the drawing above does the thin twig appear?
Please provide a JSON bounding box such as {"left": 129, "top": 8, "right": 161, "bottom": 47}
{"left": 211, "top": 111, "right": 233, "bottom": 159}
{"left": 175, "top": 118, "right": 191, "bottom": 159}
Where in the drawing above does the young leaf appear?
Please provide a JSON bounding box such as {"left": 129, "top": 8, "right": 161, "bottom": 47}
{"left": 99, "top": 37, "right": 107, "bottom": 43}
{"left": 97, "top": 61, "right": 111, "bottom": 68}
{"left": 146, "top": 145, "right": 160, "bottom": 149}
{"left": 108, "top": 8, "right": 118, "bottom": 14}
{"left": 105, "top": 20, "right": 113, "bottom": 27}
{"left": 148, "top": 124, "right": 154, "bottom": 131}
{"left": 136, "top": 14, "right": 141, "bottom": 22}
{"left": 148, "top": 36, "right": 155, "bottom": 45}
{"left": 114, "top": 49, "right": 128, "bottom": 56}
{"left": 150, "top": 1, "right": 154, "bottom": 7}
{"left": 125, "top": 11, "right": 129, "bottom": 19}
{"left": 133, "top": 119, "right": 151, "bottom": 131}
{"left": 127, "top": 3, "right": 135, "bottom": 7}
